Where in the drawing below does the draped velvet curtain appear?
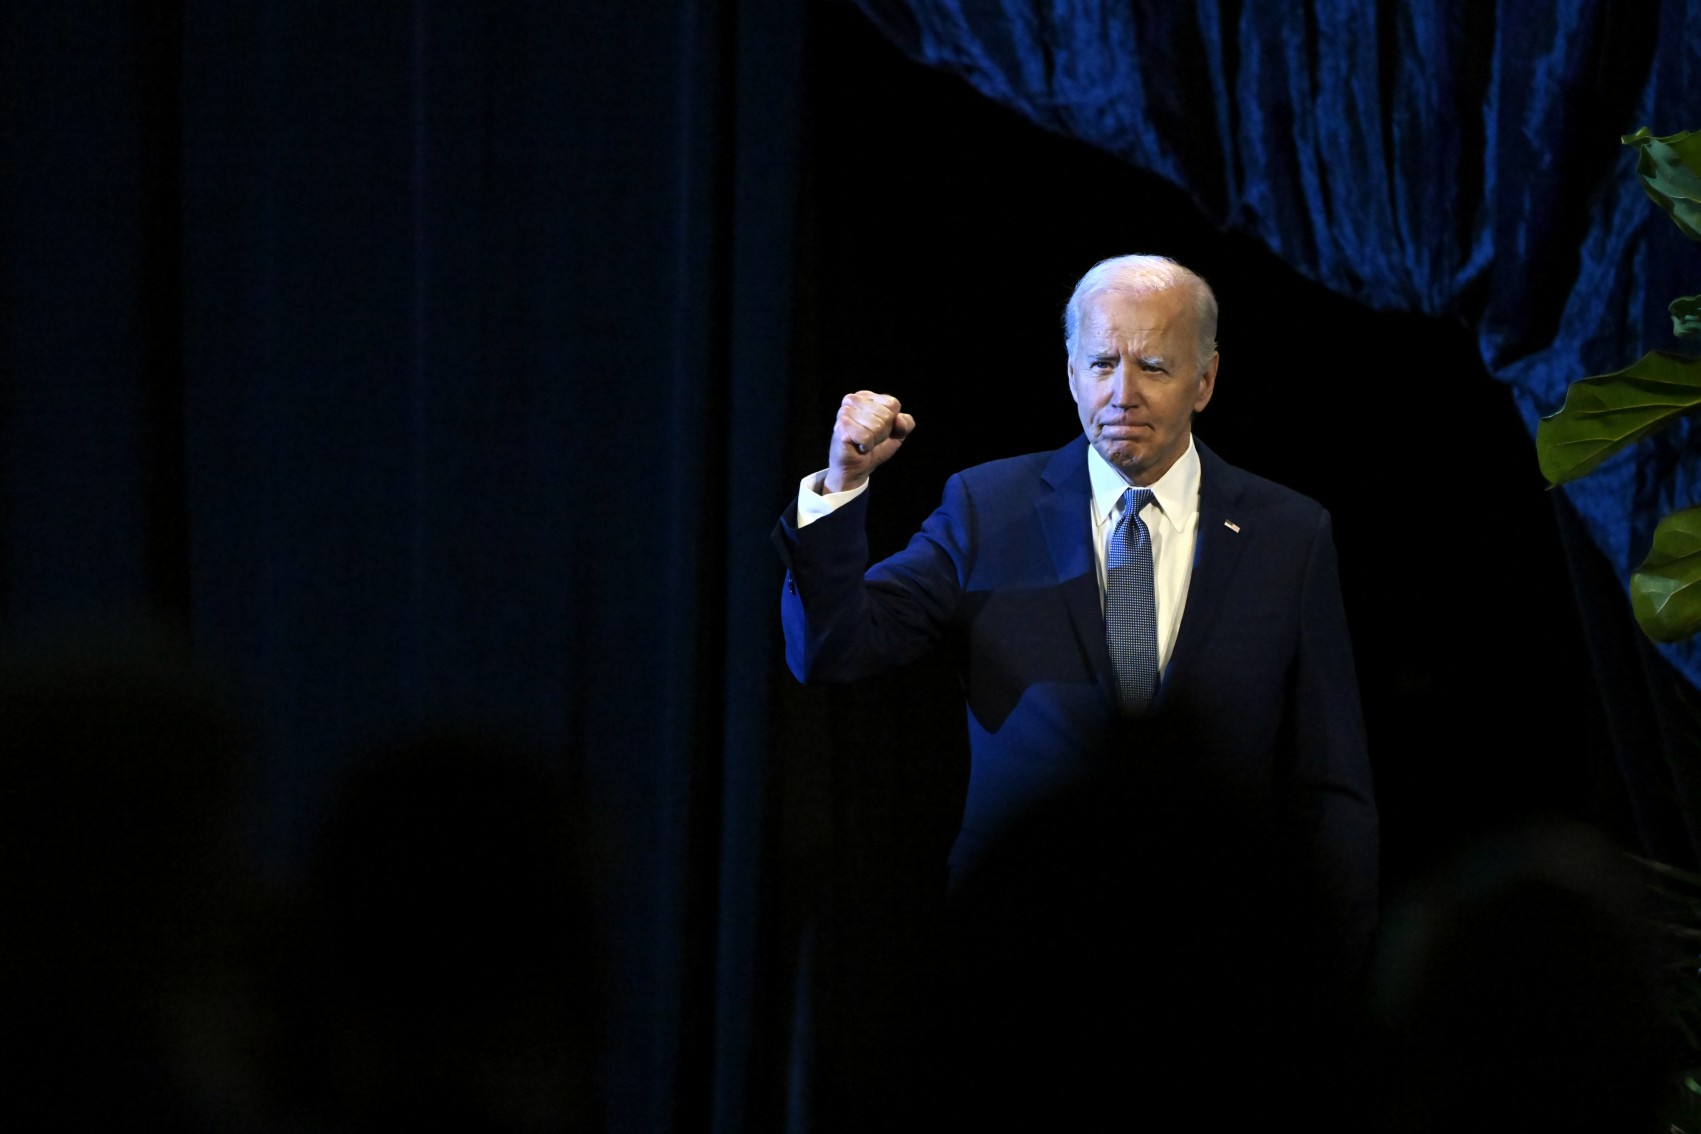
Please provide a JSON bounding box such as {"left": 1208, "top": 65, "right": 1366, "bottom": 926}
{"left": 855, "top": 0, "right": 1701, "bottom": 688}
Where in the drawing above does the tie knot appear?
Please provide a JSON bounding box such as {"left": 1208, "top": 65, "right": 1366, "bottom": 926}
{"left": 1120, "top": 487, "right": 1155, "bottom": 523}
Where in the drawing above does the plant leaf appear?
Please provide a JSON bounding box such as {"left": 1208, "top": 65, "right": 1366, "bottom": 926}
{"left": 1632, "top": 506, "right": 1701, "bottom": 642}
{"left": 1632, "top": 853, "right": 1701, "bottom": 889}
{"left": 1675, "top": 295, "right": 1701, "bottom": 339}
{"left": 1624, "top": 126, "right": 1701, "bottom": 241}
{"left": 1536, "top": 350, "right": 1701, "bottom": 485}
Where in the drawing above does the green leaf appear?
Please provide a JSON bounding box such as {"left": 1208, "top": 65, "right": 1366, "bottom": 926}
{"left": 1536, "top": 350, "right": 1701, "bottom": 485}
{"left": 1632, "top": 506, "right": 1701, "bottom": 642}
{"left": 1624, "top": 126, "right": 1701, "bottom": 240}
{"left": 1675, "top": 295, "right": 1701, "bottom": 339}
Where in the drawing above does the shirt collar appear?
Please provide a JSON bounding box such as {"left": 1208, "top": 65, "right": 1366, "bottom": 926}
{"left": 1086, "top": 434, "right": 1200, "bottom": 534}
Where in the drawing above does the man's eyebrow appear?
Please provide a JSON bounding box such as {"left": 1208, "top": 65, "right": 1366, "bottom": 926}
{"left": 1137, "top": 354, "right": 1169, "bottom": 368}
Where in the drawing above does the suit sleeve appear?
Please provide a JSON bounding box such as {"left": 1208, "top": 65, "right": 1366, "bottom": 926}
{"left": 772, "top": 474, "right": 975, "bottom": 683}
{"left": 1288, "top": 511, "right": 1379, "bottom": 981}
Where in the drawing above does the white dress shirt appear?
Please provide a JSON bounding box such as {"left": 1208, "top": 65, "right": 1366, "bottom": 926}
{"left": 794, "top": 433, "right": 1203, "bottom": 675}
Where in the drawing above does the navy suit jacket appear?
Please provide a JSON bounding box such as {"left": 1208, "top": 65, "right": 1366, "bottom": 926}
{"left": 774, "top": 435, "right": 1377, "bottom": 965}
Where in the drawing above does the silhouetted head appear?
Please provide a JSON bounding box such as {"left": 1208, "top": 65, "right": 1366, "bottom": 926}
{"left": 290, "top": 728, "right": 602, "bottom": 1132}
{"left": 1371, "top": 820, "right": 1662, "bottom": 1133}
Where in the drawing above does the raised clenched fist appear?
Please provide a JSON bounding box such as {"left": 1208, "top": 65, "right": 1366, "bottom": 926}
{"left": 826, "top": 391, "right": 915, "bottom": 493}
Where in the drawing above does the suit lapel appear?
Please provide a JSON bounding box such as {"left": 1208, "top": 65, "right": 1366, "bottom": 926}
{"left": 1161, "top": 439, "right": 1249, "bottom": 701}
{"left": 1037, "top": 439, "right": 1116, "bottom": 699}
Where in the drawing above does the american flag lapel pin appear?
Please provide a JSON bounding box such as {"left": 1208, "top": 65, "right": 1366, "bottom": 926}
{"left": 1223, "top": 520, "right": 1240, "bottom": 533}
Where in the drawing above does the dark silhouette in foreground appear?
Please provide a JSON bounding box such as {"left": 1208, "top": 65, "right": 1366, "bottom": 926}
{"left": 1370, "top": 820, "right": 1662, "bottom": 1133}
{"left": 277, "top": 731, "right": 603, "bottom": 1132}
{"left": 0, "top": 626, "right": 263, "bottom": 1131}
{"left": 930, "top": 760, "right": 1362, "bottom": 1131}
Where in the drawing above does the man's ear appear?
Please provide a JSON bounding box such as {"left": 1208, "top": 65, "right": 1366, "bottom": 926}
{"left": 1066, "top": 356, "right": 1080, "bottom": 405}
{"left": 1194, "top": 352, "right": 1219, "bottom": 413}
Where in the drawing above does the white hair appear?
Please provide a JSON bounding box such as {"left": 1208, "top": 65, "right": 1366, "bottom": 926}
{"left": 1062, "top": 255, "right": 1219, "bottom": 368}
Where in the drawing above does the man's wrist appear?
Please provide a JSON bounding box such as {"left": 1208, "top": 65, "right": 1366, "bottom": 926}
{"left": 797, "top": 469, "right": 869, "bottom": 528}
{"left": 823, "top": 469, "right": 869, "bottom": 495}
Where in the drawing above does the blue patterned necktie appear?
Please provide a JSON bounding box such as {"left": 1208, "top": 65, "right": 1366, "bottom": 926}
{"left": 1106, "top": 486, "right": 1159, "bottom": 714}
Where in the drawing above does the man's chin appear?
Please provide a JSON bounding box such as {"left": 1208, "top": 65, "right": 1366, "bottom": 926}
{"left": 1096, "top": 441, "right": 1150, "bottom": 478}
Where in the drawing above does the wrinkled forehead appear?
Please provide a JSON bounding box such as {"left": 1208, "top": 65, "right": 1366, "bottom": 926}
{"left": 1075, "top": 286, "right": 1197, "bottom": 348}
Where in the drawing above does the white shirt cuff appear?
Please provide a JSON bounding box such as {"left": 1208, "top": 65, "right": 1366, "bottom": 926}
{"left": 796, "top": 470, "right": 869, "bottom": 528}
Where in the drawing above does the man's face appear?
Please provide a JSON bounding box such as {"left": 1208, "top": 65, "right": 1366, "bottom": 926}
{"left": 1067, "top": 287, "right": 1218, "bottom": 486}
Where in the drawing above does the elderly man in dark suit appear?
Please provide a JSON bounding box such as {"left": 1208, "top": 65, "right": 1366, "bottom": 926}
{"left": 773, "top": 257, "right": 1378, "bottom": 1105}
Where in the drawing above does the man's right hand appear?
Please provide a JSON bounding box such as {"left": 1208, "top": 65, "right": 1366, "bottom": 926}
{"left": 825, "top": 391, "right": 915, "bottom": 494}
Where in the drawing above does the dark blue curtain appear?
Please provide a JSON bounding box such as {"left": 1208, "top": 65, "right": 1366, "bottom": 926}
{"left": 2, "top": 2, "right": 804, "bottom": 1130}
{"left": 855, "top": 0, "right": 1701, "bottom": 688}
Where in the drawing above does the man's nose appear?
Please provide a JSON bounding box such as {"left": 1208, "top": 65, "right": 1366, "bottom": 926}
{"left": 1111, "top": 367, "right": 1141, "bottom": 407}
